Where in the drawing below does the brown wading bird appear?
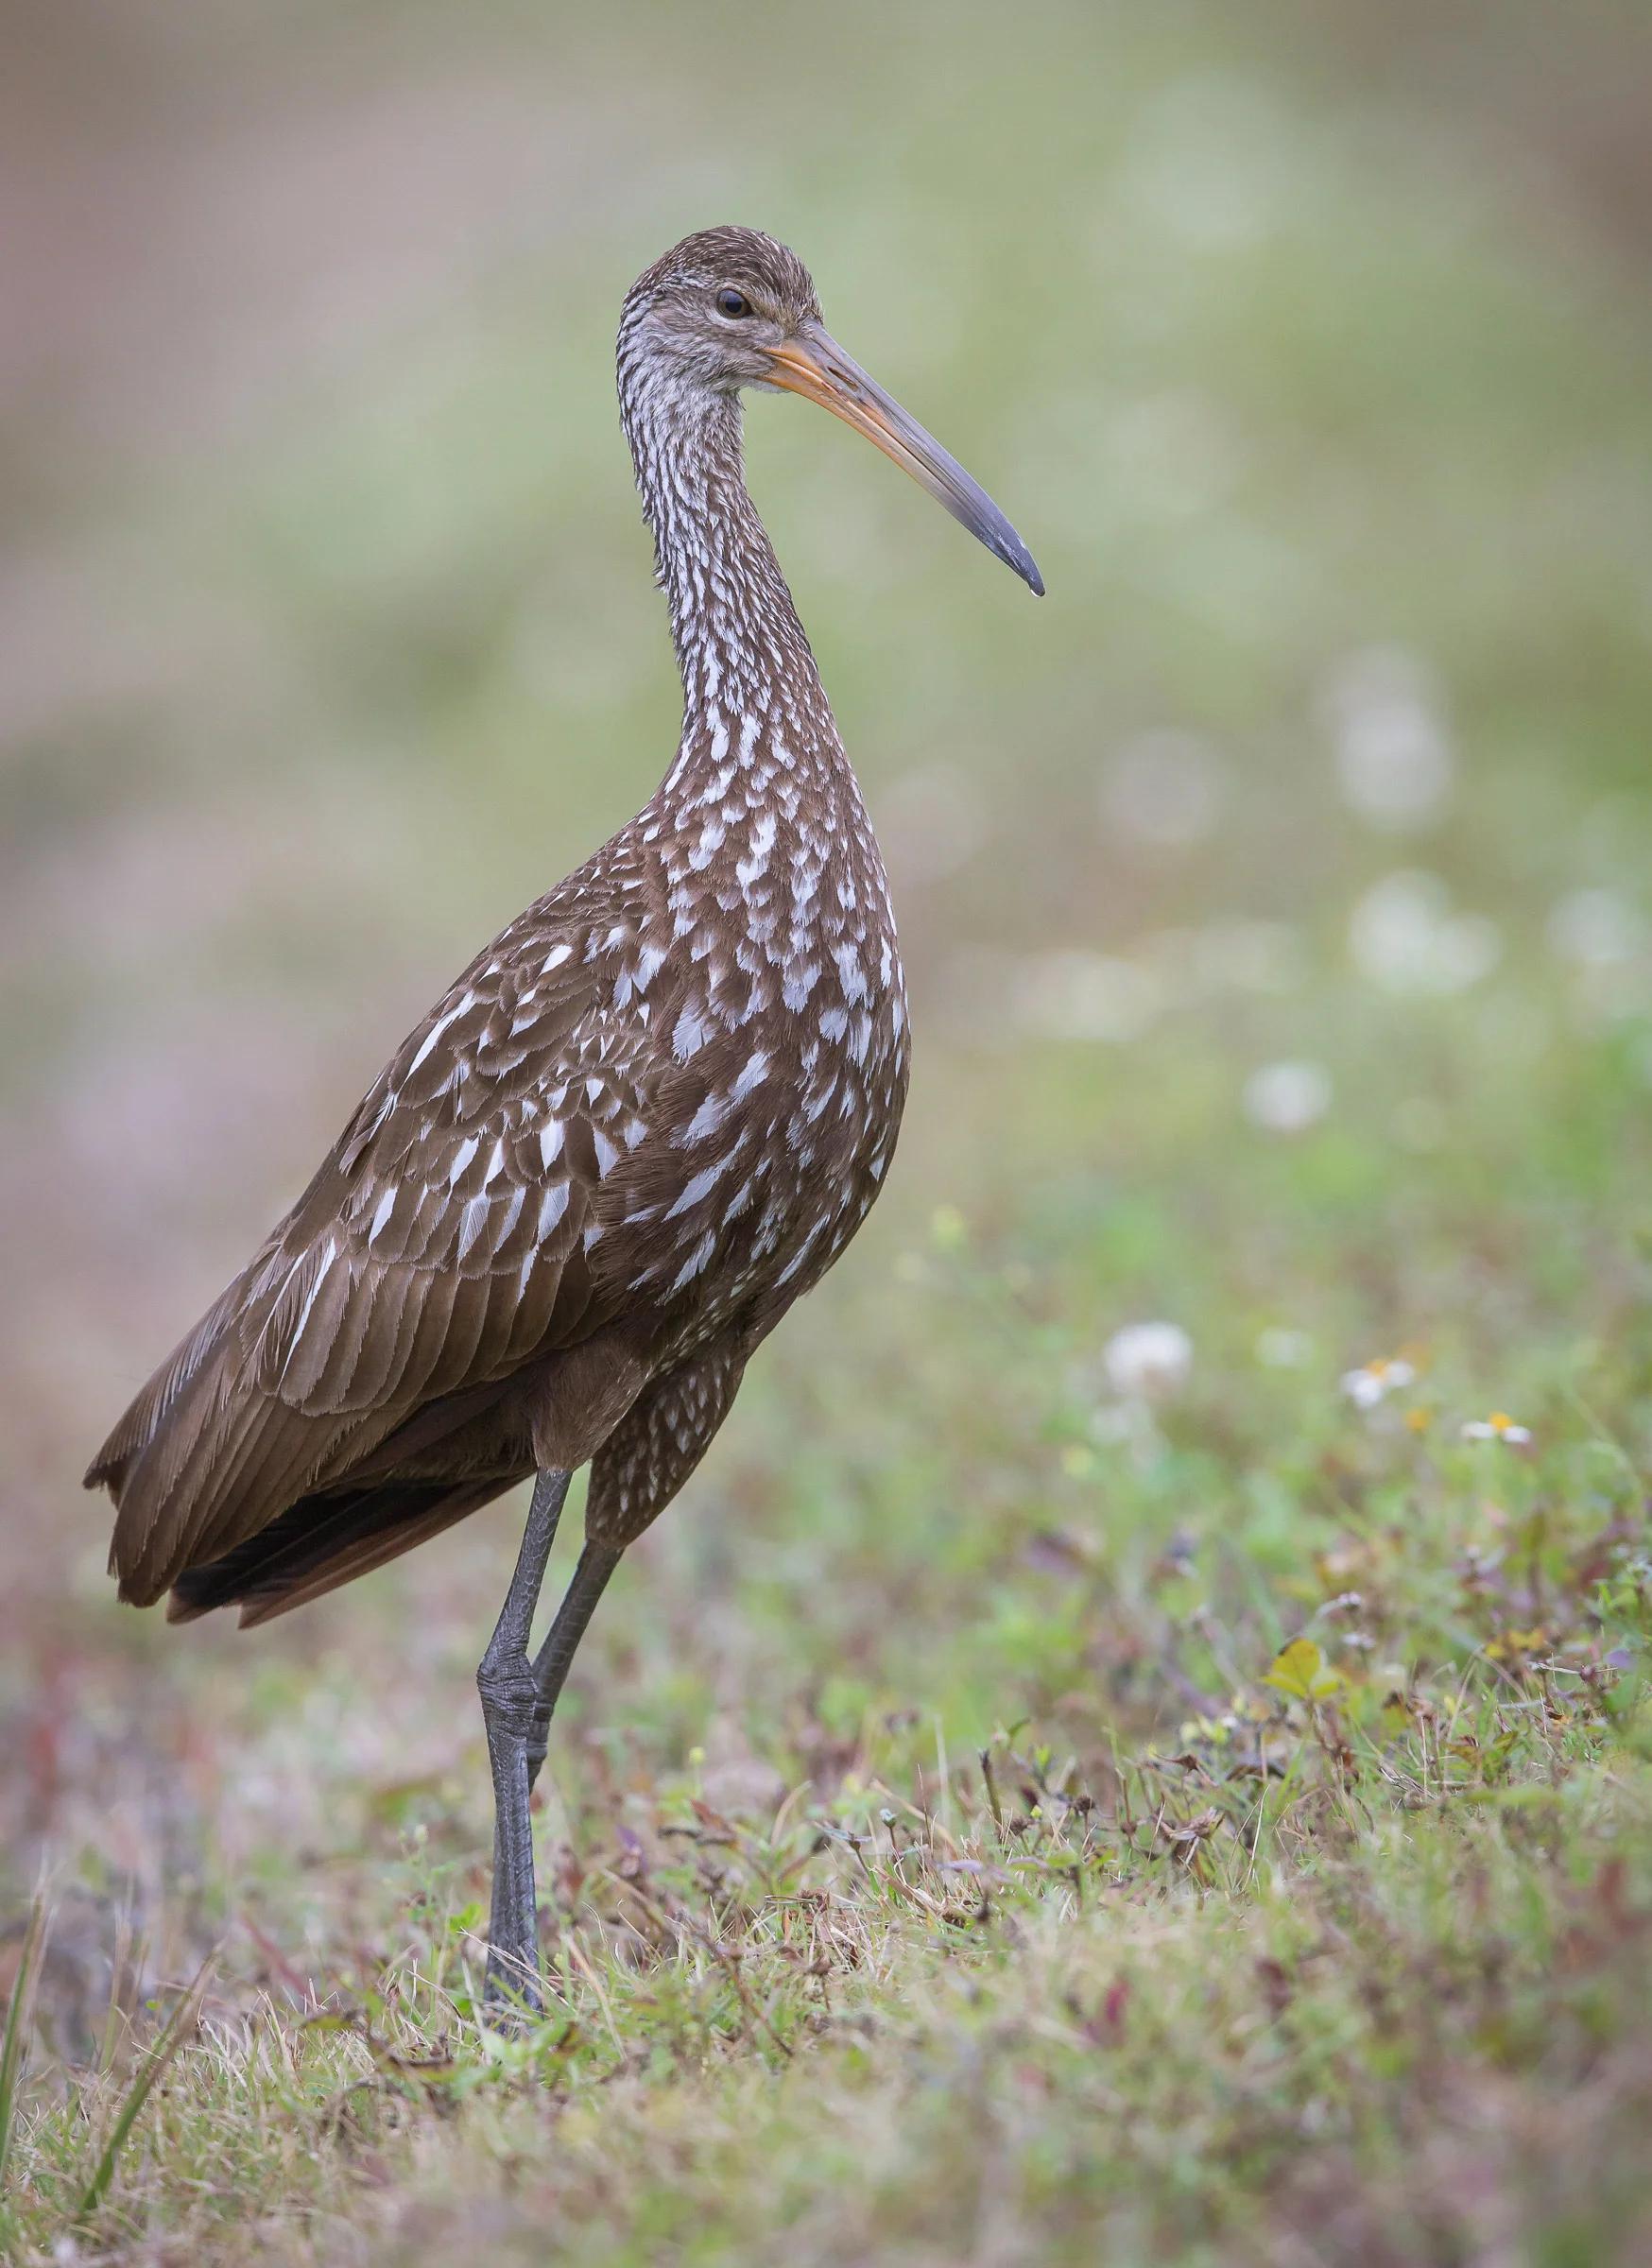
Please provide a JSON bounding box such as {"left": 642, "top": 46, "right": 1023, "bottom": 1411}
{"left": 86, "top": 228, "right": 1042, "bottom": 2003}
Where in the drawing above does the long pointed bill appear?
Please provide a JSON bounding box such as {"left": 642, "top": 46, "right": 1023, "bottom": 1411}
{"left": 765, "top": 326, "right": 1044, "bottom": 596}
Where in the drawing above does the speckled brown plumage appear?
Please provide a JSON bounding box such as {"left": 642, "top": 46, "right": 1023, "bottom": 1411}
{"left": 85, "top": 225, "right": 1040, "bottom": 1996}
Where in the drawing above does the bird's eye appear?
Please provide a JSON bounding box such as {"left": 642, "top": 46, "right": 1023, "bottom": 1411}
{"left": 715, "top": 287, "right": 751, "bottom": 319}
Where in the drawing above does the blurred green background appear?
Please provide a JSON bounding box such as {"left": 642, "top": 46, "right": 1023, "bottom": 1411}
{"left": 4, "top": 0, "right": 1652, "bottom": 1959}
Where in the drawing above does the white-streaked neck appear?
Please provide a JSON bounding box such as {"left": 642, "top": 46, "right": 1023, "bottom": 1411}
{"left": 619, "top": 368, "right": 842, "bottom": 775}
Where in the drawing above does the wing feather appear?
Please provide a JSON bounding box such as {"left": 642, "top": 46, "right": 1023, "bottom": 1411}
{"left": 93, "top": 884, "right": 670, "bottom": 1607}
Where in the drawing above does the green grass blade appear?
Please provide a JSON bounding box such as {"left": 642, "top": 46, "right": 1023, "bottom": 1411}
{"left": 77, "top": 1956, "right": 214, "bottom": 2223}
{"left": 0, "top": 1897, "right": 50, "bottom": 2197}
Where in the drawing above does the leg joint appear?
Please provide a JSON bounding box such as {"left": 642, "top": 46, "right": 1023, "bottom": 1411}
{"left": 477, "top": 1654, "right": 539, "bottom": 1743}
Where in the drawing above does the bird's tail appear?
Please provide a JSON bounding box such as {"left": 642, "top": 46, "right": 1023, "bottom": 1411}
{"left": 164, "top": 1471, "right": 519, "bottom": 1627}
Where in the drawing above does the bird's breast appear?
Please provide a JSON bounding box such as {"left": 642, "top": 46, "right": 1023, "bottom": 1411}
{"left": 605, "top": 779, "right": 910, "bottom": 1343}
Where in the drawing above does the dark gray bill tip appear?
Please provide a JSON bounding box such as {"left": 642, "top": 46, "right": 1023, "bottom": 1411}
{"left": 972, "top": 513, "right": 1044, "bottom": 598}
{"left": 932, "top": 472, "right": 1043, "bottom": 596}
{"left": 917, "top": 438, "right": 1043, "bottom": 597}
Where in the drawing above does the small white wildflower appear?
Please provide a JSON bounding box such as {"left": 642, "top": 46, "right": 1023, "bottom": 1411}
{"left": 1243, "top": 1059, "right": 1331, "bottom": 1136}
{"left": 1104, "top": 1321, "right": 1194, "bottom": 1402}
{"left": 1547, "top": 887, "right": 1648, "bottom": 970}
{"left": 1461, "top": 1411, "right": 1533, "bottom": 1448}
{"left": 1349, "top": 871, "right": 1501, "bottom": 995}
{"left": 1321, "top": 646, "right": 1455, "bottom": 833}
{"left": 1340, "top": 1357, "right": 1417, "bottom": 1411}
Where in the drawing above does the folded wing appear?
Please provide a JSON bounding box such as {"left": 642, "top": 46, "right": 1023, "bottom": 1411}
{"left": 90, "top": 902, "right": 662, "bottom": 1606}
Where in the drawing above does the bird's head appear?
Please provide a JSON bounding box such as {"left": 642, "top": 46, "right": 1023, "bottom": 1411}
{"left": 620, "top": 226, "right": 1043, "bottom": 597}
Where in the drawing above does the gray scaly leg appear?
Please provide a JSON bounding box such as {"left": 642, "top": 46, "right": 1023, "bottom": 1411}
{"left": 525, "top": 1541, "right": 623, "bottom": 1796}
{"left": 476, "top": 1467, "right": 570, "bottom": 2009}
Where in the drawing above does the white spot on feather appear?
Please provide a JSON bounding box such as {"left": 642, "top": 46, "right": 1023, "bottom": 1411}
{"left": 774, "top": 1219, "right": 826, "bottom": 1286}
{"left": 408, "top": 995, "right": 471, "bottom": 1074}
{"left": 680, "top": 1091, "right": 732, "bottom": 1144}
{"left": 674, "top": 1001, "right": 711, "bottom": 1061}
{"left": 668, "top": 1230, "right": 717, "bottom": 1292}
{"left": 665, "top": 1155, "right": 734, "bottom": 1218}
{"left": 279, "top": 1239, "right": 337, "bottom": 1383}
{"left": 457, "top": 1196, "right": 490, "bottom": 1263}
{"left": 835, "top": 943, "right": 868, "bottom": 1004}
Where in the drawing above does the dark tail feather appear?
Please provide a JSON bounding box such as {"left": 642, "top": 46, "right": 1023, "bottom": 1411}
{"left": 166, "top": 1471, "right": 522, "bottom": 1627}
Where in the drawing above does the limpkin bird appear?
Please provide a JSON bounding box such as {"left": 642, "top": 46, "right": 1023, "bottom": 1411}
{"left": 86, "top": 227, "right": 1041, "bottom": 2001}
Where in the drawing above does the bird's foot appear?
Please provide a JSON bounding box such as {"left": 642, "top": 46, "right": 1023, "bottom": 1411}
{"left": 480, "top": 1943, "right": 544, "bottom": 2023}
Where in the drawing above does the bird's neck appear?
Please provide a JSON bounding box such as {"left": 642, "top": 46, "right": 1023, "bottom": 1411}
{"left": 622, "top": 381, "right": 846, "bottom": 796}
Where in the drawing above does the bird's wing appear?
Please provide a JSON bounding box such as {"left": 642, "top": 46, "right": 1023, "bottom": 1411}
{"left": 92, "top": 882, "right": 672, "bottom": 1605}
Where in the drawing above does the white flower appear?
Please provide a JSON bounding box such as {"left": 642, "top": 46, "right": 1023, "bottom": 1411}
{"left": 1104, "top": 1322, "right": 1194, "bottom": 1402}
{"left": 1547, "top": 888, "right": 1648, "bottom": 970}
{"left": 1340, "top": 1357, "right": 1417, "bottom": 1411}
{"left": 1349, "top": 871, "right": 1501, "bottom": 995}
{"left": 1321, "top": 646, "right": 1455, "bottom": 833}
{"left": 1243, "top": 1060, "right": 1331, "bottom": 1136}
{"left": 1461, "top": 1411, "right": 1533, "bottom": 1448}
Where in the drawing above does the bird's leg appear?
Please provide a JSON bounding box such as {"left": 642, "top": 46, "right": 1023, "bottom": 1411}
{"left": 525, "top": 1540, "right": 623, "bottom": 1796}
{"left": 476, "top": 1466, "right": 570, "bottom": 2011}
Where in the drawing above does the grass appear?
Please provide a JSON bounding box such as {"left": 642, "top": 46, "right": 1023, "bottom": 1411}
{"left": 0, "top": 1902, "right": 48, "bottom": 2201}
{"left": 6, "top": 1, "right": 1652, "bottom": 2260}
{"left": 5, "top": 1039, "right": 1652, "bottom": 2261}
{"left": 5, "top": 1653, "right": 1649, "bottom": 2266}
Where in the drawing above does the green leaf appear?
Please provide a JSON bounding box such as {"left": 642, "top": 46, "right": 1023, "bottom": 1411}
{"left": 1263, "top": 1639, "right": 1344, "bottom": 1703}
